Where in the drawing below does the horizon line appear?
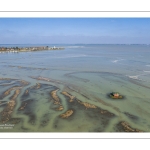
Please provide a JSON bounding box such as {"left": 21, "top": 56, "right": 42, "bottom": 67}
{"left": 0, "top": 43, "right": 150, "bottom": 45}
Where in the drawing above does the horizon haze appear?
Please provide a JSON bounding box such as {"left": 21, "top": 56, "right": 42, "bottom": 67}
{"left": 0, "top": 18, "right": 150, "bottom": 44}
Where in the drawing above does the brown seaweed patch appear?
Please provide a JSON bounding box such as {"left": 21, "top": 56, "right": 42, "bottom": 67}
{"left": 19, "top": 80, "right": 30, "bottom": 86}
{"left": 18, "top": 99, "right": 34, "bottom": 113}
{"left": 10, "top": 89, "right": 21, "bottom": 100}
{"left": 37, "top": 76, "right": 50, "bottom": 82}
{"left": 54, "top": 94, "right": 116, "bottom": 131}
{"left": 51, "top": 89, "right": 61, "bottom": 105}
{"left": 0, "top": 89, "right": 21, "bottom": 123}
{"left": 21, "top": 99, "right": 37, "bottom": 124}
{"left": 30, "top": 76, "right": 50, "bottom": 82}
{"left": 29, "top": 76, "right": 63, "bottom": 84}
{"left": 77, "top": 100, "right": 97, "bottom": 109}
{"left": 2, "top": 86, "right": 22, "bottom": 98}
{"left": 66, "top": 85, "right": 90, "bottom": 100}
{"left": 50, "top": 89, "right": 64, "bottom": 111}
{"left": 31, "top": 83, "right": 41, "bottom": 89}
{"left": 116, "top": 121, "right": 143, "bottom": 132}
{"left": 18, "top": 102, "right": 28, "bottom": 111}
{"left": 35, "top": 83, "right": 41, "bottom": 89}
{"left": 56, "top": 105, "right": 64, "bottom": 111}
{"left": 60, "top": 109, "right": 73, "bottom": 118}
{"left": 94, "top": 97, "right": 121, "bottom": 113}
{"left": 61, "top": 91, "right": 75, "bottom": 102}
{"left": 0, "top": 79, "right": 15, "bottom": 87}
{"left": 71, "top": 98, "right": 115, "bottom": 117}
{"left": 21, "top": 89, "right": 30, "bottom": 99}
{"left": 33, "top": 83, "right": 41, "bottom": 89}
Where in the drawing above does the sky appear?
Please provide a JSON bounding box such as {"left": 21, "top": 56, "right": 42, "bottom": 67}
{"left": 0, "top": 18, "right": 150, "bottom": 44}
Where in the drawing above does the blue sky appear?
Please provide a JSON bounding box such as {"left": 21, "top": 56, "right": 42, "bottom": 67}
{"left": 0, "top": 18, "right": 150, "bottom": 44}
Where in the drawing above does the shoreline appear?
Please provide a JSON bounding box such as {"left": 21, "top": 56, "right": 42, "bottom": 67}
{"left": 0, "top": 46, "right": 65, "bottom": 53}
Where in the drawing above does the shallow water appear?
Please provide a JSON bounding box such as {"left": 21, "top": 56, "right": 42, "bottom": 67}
{"left": 0, "top": 44, "right": 150, "bottom": 132}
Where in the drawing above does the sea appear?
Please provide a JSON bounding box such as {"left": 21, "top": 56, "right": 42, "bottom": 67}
{"left": 0, "top": 44, "right": 150, "bottom": 132}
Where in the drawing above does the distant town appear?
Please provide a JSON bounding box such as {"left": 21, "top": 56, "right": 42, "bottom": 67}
{"left": 0, "top": 46, "right": 65, "bottom": 53}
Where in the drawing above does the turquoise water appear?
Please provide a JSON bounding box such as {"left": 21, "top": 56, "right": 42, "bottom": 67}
{"left": 0, "top": 44, "right": 150, "bottom": 132}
